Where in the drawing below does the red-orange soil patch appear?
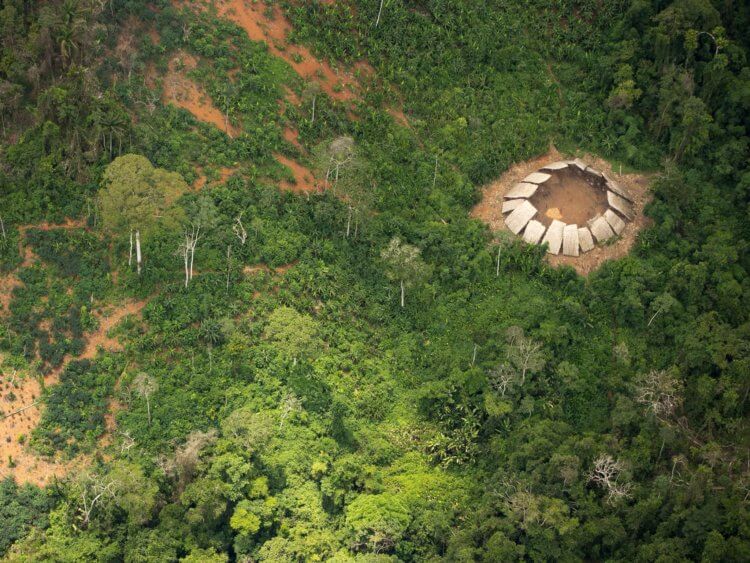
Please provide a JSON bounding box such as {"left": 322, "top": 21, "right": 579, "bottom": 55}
{"left": 0, "top": 299, "right": 146, "bottom": 486}
{"left": 284, "top": 87, "right": 302, "bottom": 106}
{"left": 0, "top": 274, "right": 20, "bottom": 315}
{"left": 1, "top": 219, "right": 86, "bottom": 315}
{"left": 274, "top": 153, "right": 318, "bottom": 192}
{"left": 387, "top": 107, "right": 409, "bottom": 127}
{"left": 162, "top": 51, "right": 239, "bottom": 136}
{"left": 179, "top": 0, "right": 362, "bottom": 103}
{"left": 471, "top": 147, "right": 652, "bottom": 275}
{"left": 529, "top": 168, "right": 608, "bottom": 228}
{"left": 193, "top": 165, "right": 238, "bottom": 190}
{"left": 0, "top": 364, "right": 73, "bottom": 486}
{"left": 283, "top": 127, "right": 302, "bottom": 149}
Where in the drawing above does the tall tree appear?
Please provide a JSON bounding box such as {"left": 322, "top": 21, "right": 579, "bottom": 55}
{"left": 99, "top": 154, "right": 186, "bottom": 275}
{"left": 132, "top": 372, "right": 158, "bottom": 425}
{"left": 380, "top": 237, "right": 430, "bottom": 308}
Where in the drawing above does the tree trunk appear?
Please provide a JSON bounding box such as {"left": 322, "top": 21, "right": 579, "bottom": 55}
{"left": 496, "top": 246, "right": 501, "bottom": 277}
{"left": 189, "top": 244, "right": 195, "bottom": 281}
{"left": 400, "top": 280, "right": 405, "bottom": 308}
{"left": 135, "top": 230, "right": 142, "bottom": 275}
{"left": 376, "top": 0, "right": 384, "bottom": 26}
{"left": 226, "top": 245, "right": 232, "bottom": 290}
{"left": 311, "top": 95, "right": 316, "bottom": 124}
{"left": 146, "top": 395, "right": 151, "bottom": 425}
{"left": 128, "top": 230, "right": 133, "bottom": 267}
{"left": 183, "top": 243, "right": 189, "bottom": 288}
{"left": 346, "top": 206, "right": 352, "bottom": 237}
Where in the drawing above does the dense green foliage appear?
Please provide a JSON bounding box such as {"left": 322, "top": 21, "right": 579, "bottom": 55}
{"left": 0, "top": 479, "right": 53, "bottom": 556}
{"left": 0, "top": 0, "right": 749, "bottom": 561}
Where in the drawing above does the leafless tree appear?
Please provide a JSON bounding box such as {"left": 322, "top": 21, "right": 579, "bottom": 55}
{"left": 233, "top": 212, "right": 247, "bottom": 245}
{"left": 321, "top": 136, "right": 355, "bottom": 192}
{"left": 278, "top": 392, "right": 302, "bottom": 429}
{"left": 157, "top": 429, "right": 217, "bottom": 492}
{"left": 135, "top": 229, "right": 142, "bottom": 274}
{"left": 135, "top": 87, "right": 160, "bottom": 115}
{"left": 76, "top": 472, "right": 118, "bottom": 528}
{"left": 132, "top": 372, "right": 158, "bottom": 425}
{"left": 634, "top": 369, "right": 683, "bottom": 421}
{"left": 178, "top": 224, "right": 201, "bottom": 288}
{"left": 505, "top": 326, "right": 545, "bottom": 385}
{"left": 589, "top": 455, "right": 633, "bottom": 504}
{"left": 118, "top": 430, "right": 136, "bottom": 454}
{"left": 488, "top": 363, "right": 516, "bottom": 397}
{"left": 375, "top": 0, "right": 385, "bottom": 27}
{"left": 0, "top": 214, "right": 6, "bottom": 244}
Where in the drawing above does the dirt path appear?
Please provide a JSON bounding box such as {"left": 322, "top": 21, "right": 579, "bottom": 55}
{"left": 471, "top": 147, "right": 652, "bottom": 275}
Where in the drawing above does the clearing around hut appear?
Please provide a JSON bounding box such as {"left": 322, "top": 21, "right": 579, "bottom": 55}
{"left": 472, "top": 148, "right": 652, "bottom": 275}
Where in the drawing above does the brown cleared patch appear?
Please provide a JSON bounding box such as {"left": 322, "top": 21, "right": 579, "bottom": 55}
{"left": 148, "top": 26, "right": 160, "bottom": 45}
{"left": 0, "top": 299, "right": 146, "bottom": 486}
{"left": 162, "top": 51, "right": 239, "bottom": 136}
{"left": 193, "top": 174, "right": 207, "bottom": 190}
{"left": 387, "top": 107, "right": 409, "bottom": 127}
{"left": 0, "top": 274, "right": 20, "bottom": 316}
{"left": 284, "top": 87, "right": 302, "bottom": 106}
{"left": 283, "top": 127, "right": 302, "bottom": 149}
{"left": 471, "top": 147, "right": 652, "bottom": 276}
{"left": 177, "top": 0, "right": 362, "bottom": 103}
{"left": 529, "top": 168, "right": 608, "bottom": 228}
{"left": 0, "top": 219, "right": 88, "bottom": 318}
{"left": 0, "top": 363, "right": 76, "bottom": 486}
{"left": 274, "top": 153, "right": 318, "bottom": 192}
{"left": 193, "top": 165, "right": 238, "bottom": 190}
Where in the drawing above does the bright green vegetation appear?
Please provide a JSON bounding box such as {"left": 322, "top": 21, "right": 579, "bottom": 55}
{"left": 0, "top": 0, "right": 749, "bottom": 561}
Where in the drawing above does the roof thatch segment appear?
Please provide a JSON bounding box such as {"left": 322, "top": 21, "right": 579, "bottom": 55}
{"left": 563, "top": 224, "right": 580, "bottom": 257}
{"left": 578, "top": 226, "right": 595, "bottom": 252}
{"left": 604, "top": 209, "right": 626, "bottom": 235}
{"left": 522, "top": 220, "right": 546, "bottom": 244}
{"left": 541, "top": 219, "right": 565, "bottom": 254}
{"left": 590, "top": 215, "right": 615, "bottom": 242}
{"left": 504, "top": 200, "right": 537, "bottom": 234}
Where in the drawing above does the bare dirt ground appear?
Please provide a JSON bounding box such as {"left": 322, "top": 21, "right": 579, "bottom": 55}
{"left": 273, "top": 153, "right": 319, "bottom": 193}
{"left": 471, "top": 147, "right": 653, "bottom": 275}
{"left": 0, "top": 220, "right": 147, "bottom": 485}
{"left": 1, "top": 219, "right": 86, "bottom": 315}
{"left": 0, "top": 300, "right": 145, "bottom": 486}
{"left": 193, "top": 165, "right": 238, "bottom": 190}
{"left": 167, "top": 0, "right": 382, "bottom": 193}
{"left": 211, "top": 0, "right": 366, "bottom": 103}
{"left": 529, "top": 168, "right": 608, "bottom": 227}
{"left": 162, "top": 51, "right": 240, "bottom": 137}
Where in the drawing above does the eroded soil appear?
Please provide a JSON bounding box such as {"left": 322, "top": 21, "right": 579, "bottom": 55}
{"left": 162, "top": 51, "right": 240, "bottom": 136}
{"left": 0, "top": 221, "right": 147, "bottom": 486}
